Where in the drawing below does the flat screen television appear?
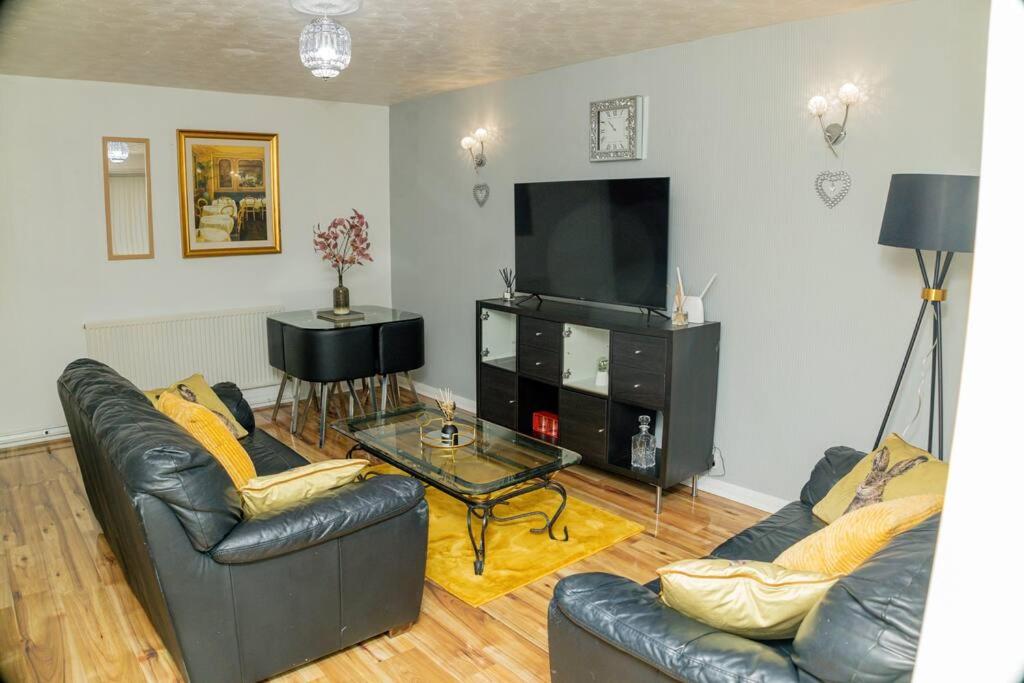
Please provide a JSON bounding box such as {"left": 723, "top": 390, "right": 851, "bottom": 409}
{"left": 514, "top": 177, "right": 669, "bottom": 309}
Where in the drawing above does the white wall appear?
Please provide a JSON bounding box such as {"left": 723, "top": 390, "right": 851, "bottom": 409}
{"left": 0, "top": 76, "right": 392, "bottom": 439}
{"left": 389, "top": 0, "right": 989, "bottom": 502}
{"left": 916, "top": 1, "right": 1024, "bottom": 680}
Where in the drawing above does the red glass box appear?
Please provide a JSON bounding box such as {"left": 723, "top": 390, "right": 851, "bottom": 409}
{"left": 532, "top": 410, "right": 559, "bottom": 439}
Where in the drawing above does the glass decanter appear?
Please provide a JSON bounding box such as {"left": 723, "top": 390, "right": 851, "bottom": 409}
{"left": 631, "top": 415, "right": 656, "bottom": 470}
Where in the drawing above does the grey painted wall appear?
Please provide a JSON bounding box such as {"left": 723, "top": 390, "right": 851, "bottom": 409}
{"left": 389, "top": 0, "right": 989, "bottom": 501}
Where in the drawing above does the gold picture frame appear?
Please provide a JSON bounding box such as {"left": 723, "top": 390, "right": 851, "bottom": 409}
{"left": 176, "top": 129, "right": 281, "bottom": 258}
{"left": 102, "top": 136, "right": 155, "bottom": 260}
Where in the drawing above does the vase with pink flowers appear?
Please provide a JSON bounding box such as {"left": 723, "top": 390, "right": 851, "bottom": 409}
{"left": 313, "top": 210, "right": 373, "bottom": 315}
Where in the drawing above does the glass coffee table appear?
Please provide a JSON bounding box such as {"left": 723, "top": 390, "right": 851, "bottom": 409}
{"left": 335, "top": 405, "right": 582, "bottom": 575}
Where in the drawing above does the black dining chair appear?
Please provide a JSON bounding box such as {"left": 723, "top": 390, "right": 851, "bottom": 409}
{"left": 377, "top": 318, "right": 425, "bottom": 411}
{"left": 266, "top": 318, "right": 294, "bottom": 428}
{"left": 283, "top": 325, "right": 377, "bottom": 447}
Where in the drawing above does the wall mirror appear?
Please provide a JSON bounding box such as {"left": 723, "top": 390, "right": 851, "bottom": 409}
{"left": 103, "top": 137, "right": 154, "bottom": 260}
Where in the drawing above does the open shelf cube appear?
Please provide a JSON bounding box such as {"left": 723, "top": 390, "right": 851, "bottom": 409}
{"left": 517, "top": 376, "right": 559, "bottom": 438}
{"left": 480, "top": 309, "right": 516, "bottom": 370}
{"left": 561, "top": 323, "right": 610, "bottom": 397}
{"left": 607, "top": 401, "right": 663, "bottom": 478}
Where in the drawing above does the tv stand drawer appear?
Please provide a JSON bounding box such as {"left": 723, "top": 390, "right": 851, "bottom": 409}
{"left": 611, "top": 366, "right": 665, "bottom": 409}
{"left": 519, "top": 345, "right": 560, "bottom": 383}
{"left": 611, "top": 332, "right": 667, "bottom": 375}
{"left": 559, "top": 389, "right": 607, "bottom": 466}
{"left": 478, "top": 365, "right": 516, "bottom": 428}
{"left": 518, "top": 317, "right": 562, "bottom": 352}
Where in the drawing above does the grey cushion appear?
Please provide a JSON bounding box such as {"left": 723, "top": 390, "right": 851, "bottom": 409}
{"left": 792, "top": 514, "right": 941, "bottom": 683}
{"left": 243, "top": 429, "right": 309, "bottom": 476}
{"left": 799, "top": 446, "right": 865, "bottom": 507}
{"left": 212, "top": 381, "right": 257, "bottom": 434}
{"left": 709, "top": 502, "right": 826, "bottom": 562}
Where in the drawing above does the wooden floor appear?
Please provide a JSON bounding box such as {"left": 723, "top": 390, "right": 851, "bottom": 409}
{"left": 0, "top": 395, "right": 765, "bottom": 682}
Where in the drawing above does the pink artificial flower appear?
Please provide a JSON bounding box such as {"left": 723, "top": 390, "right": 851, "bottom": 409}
{"left": 313, "top": 210, "right": 373, "bottom": 278}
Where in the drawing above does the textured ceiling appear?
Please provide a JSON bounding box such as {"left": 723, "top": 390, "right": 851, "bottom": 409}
{"left": 0, "top": 0, "right": 900, "bottom": 105}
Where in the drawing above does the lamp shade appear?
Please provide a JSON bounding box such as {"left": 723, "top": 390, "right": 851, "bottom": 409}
{"left": 878, "top": 174, "right": 979, "bottom": 253}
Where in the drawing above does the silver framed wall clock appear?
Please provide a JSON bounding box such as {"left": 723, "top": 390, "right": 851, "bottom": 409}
{"left": 589, "top": 95, "right": 647, "bottom": 162}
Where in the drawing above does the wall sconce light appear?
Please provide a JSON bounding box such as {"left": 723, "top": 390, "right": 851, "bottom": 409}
{"left": 460, "top": 127, "right": 491, "bottom": 207}
{"left": 460, "top": 127, "right": 488, "bottom": 171}
{"left": 807, "top": 82, "right": 862, "bottom": 157}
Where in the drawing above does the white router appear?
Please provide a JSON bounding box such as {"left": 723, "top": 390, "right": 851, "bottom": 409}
{"left": 682, "top": 274, "right": 717, "bottom": 324}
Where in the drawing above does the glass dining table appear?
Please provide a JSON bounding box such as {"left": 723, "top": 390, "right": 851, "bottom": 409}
{"left": 267, "top": 305, "right": 422, "bottom": 331}
{"left": 267, "top": 306, "right": 424, "bottom": 443}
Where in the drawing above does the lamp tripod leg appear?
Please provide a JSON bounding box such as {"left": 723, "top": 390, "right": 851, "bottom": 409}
{"left": 928, "top": 305, "right": 938, "bottom": 453}
{"left": 875, "top": 298, "right": 930, "bottom": 450}
{"left": 935, "top": 300, "right": 945, "bottom": 460}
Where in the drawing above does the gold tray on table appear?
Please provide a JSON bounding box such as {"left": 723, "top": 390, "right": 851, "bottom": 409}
{"left": 417, "top": 415, "right": 477, "bottom": 449}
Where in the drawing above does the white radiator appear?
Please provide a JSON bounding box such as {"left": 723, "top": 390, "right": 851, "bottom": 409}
{"left": 83, "top": 306, "right": 285, "bottom": 390}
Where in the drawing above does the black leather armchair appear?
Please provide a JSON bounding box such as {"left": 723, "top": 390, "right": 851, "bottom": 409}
{"left": 58, "top": 359, "right": 429, "bottom": 683}
{"left": 549, "top": 448, "right": 941, "bottom": 682}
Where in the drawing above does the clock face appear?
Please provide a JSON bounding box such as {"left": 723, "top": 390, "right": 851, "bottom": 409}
{"left": 598, "top": 108, "right": 630, "bottom": 152}
{"left": 590, "top": 96, "right": 645, "bottom": 162}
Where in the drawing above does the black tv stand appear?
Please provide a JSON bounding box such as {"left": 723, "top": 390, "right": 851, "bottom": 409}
{"left": 476, "top": 298, "right": 720, "bottom": 513}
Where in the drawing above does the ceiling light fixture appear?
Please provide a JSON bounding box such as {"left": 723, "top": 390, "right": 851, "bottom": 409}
{"left": 107, "top": 141, "right": 130, "bottom": 164}
{"left": 291, "top": 0, "right": 361, "bottom": 80}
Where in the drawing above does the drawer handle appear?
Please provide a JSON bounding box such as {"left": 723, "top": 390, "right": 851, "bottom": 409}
{"left": 535, "top": 361, "right": 544, "bottom": 367}
{"left": 508, "top": 400, "right": 515, "bottom": 404}
{"left": 633, "top": 349, "right": 642, "bottom": 355}
{"left": 633, "top": 383, "right": 641, "bottom": 389}
{"left": 598, "top": 428, "right": 605, "bottom": 434}
{"left": 535, "top": 331, "right": 543, "bottom": 337}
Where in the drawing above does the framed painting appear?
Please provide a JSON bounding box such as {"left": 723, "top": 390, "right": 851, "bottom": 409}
{"left": 176, "top": 130, "right": 281, "bottom": 257}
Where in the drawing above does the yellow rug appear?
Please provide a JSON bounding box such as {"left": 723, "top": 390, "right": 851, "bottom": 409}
{"left": 370, "top": 465, "right": 644, "bottom": 607}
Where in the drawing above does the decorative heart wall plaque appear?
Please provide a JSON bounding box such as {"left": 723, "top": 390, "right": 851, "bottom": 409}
{"left": 815, "top": 170, "right": 851, "bottom": 209}
{"left": 473, "top": 183, "right": 490, "bottom": 207}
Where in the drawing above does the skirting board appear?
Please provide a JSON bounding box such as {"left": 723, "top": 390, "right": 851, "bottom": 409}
{"left": 412, "top": 381, "right": 477, "bottom": 413}
{"left": 695, "top": 477, "right": 789, "bottom": 514}
{"left": 0, "top": 383, "right": 294, "bottom": 449}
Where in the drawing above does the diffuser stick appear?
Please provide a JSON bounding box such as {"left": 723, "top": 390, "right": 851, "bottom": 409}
{"left": 699, "top": 273, "right": 718, "bottom": 300}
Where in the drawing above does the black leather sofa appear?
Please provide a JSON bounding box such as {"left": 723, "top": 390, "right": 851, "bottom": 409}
{"left": 548, "top": 447, "right": 940, "bottom": 682}
{"left": 57, "top": 359, "right": 429, "bottom": 683}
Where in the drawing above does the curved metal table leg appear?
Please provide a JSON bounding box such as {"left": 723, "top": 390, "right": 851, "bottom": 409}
{"left": 466, "top": 506, "right": 490, "bottom": 575}
{"left": 487, "top": 482, "right": 569, "bottom": 542}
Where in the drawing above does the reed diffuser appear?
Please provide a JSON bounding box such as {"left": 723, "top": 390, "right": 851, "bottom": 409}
{"left": 499, "top": 267, "right": 516, "bottom": 300}
{"left": 671, "top": 266, "right": 688, "bottom": 327}
{"left": 436, "top": 388, "right": 459, "bottom": 445}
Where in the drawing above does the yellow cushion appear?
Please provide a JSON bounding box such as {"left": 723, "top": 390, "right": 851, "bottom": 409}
{"left": 657, "top": 559, "right": 837, "bottom": 639}
{"left": 776, "top": 494, "right": 943, "bottom": 576}
{"left": 145, "top": 373, "right": 248, "bottom": 439}
{"left": 240, "top": 459, "right": 370, "bottom": 517}
{"left": 158, "top": 392, "right": 257, "bottom": 489}
{"left": 812, "top": 433, "right": 947, "bottom": 523}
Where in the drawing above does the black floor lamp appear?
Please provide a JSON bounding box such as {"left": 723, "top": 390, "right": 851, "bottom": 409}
{"left": 874, "top": 173, "right": 979, "bottom": 461}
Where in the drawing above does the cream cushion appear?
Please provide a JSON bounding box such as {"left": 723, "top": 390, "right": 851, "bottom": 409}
{"left": 240, "top": 459, "right": 370, "bottom": 517}
{"left": 658, "top": 559, "right": 837, "bottom": 639}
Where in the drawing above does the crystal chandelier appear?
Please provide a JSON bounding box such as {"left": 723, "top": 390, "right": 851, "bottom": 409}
{"left": 107, "top": 141, "right": 130, "bottom": 164}
{"left": 299, "top": 15, "right": 351, "bottom": 80}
